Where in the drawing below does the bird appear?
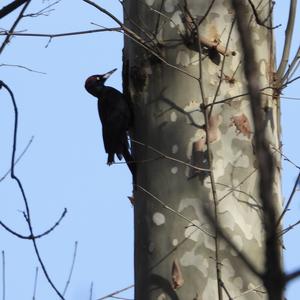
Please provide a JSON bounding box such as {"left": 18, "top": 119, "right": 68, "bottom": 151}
{"left": 85, "top": 68, "right": 136, "bottom": 178}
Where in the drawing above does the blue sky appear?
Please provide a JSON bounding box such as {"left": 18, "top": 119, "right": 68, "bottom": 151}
{"left": 0, "top": 1, "right": 299, "bottom": 299}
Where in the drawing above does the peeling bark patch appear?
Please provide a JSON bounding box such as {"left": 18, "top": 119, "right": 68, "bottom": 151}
{"left": 203, "top": 278, "right": 218, "bottom": 299}
{"left": 170, "top": 111, "right": 177, "bottom": 122}
{"left": 208, "top": 114, "right": 222, "bottom": 143}
{"left": 179, "top": 198, "right": 202, "bottom": 222}
{"left": 172, "top": 144, "right": 178, "bottom": 154}
{"left": 180, "top": 250, "right": 209, "bottom": 277}
{"left": 171, "top": 166, "right": 178, "bottom": 174}
{"left": 204, "top": 234, "right": 215, "bottom": 251}
{"left": 230, "top": 114, "right": 252, "bottom": 138}
{"left": 186, "top": 130, "right": 206, "bottom": 160}
{"left": 183, "top": 100, "right": 202, "bottom": 126}
{"left": 171, "top": 259, "right": 184, "bottom": 289}
{"left": 153, "top": 212, "right": 166, "bottom": 226}
{"left": 170, "top": 11, "right": 185, "bottom": 32}
{"left": 176, "top": 50, "right": 190, "bottom": 66}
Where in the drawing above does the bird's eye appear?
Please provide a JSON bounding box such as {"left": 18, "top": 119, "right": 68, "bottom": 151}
{"left": 96, "top": 77, "right": 100, "bottom": 81}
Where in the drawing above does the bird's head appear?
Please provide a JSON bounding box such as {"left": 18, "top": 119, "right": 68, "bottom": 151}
{"left": 85, "top": 68, "right": 117, "bottom": 97}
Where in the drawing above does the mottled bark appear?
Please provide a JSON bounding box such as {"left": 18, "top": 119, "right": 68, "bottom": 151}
{"left": 123, "top": 1, "right": 281, "bottom": 299}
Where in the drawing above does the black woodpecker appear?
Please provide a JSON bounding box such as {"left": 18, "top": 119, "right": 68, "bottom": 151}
{"left": 85, "top": 68, "right": 136, "bottom": 178}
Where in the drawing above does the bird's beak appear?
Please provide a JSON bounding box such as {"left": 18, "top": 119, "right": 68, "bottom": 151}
{"left": 103, "top": 68, "right": 117, "bottom": 79}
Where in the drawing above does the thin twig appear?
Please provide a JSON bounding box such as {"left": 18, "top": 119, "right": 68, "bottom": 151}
{"left": 63, "top": 241, "right": 78, "bottom": 297}
{"left": 110, "top": 297, "right": 133, "bottom": 300}
{"left": 96, "top": 285, "right": 134, "bottom": 300}
{"left": 278, "top": 219, "right": 300, "bottom": 237}
{"left": 131, "top": 139, "right": 211, "bottom": 172}
{"left": 281, "top": 75, "right": 300, "bottom": 89}
{"left": 271, "top": 145, "right": 300, "bottom": 170}
{"left": 83, "top": 0, "right": 198, "bottom": 80}
{"left": 1, "top": 251, "right": 5, "bottom": 300}
{"left": 203, "top": 204, "right": 262, "bottom": 279}
{"left": 32, "top": 267, "right": 38, "bottom": 300}
{"left": 276, "top": 171, "right": 300, "bottom": 226}
{"left": 219, "top": 279, "right": 233, "bottom": 300}
{"left": 23, "top": 0, "right": 61, "bottom": 18}
{"left": 136, "top": 184, "right": 214, "bottom": 238}
{"left": 0, "top": 64, "right": 46, "bottom": 74}
{"left": 281, "top": 45, "right": 300, "bottom": 83}
{"left": 232, "top": 284, "right": 265, "bottom": 299}
{"left": 0, "top": 27, "right": 121, "bottom": 39}
{"left": 89, "top": 282, "right": 93, "bottom": 300}
{"left": 0, "top": 136, "right": 34, "bottom": 182}
{"left": 205, "top": 86, "right": 274, "bottom": 108}
{"left": 0, "top": 208, "right": 67, "bottom": 240}
{"left": 286, "top": 269, "right": 300, "bottom": 283}
{"left": 247, "top": 0, "right": 280, "bottom": 29}
{"left": 209, "top": 17, "right": 236, "bottom": 117}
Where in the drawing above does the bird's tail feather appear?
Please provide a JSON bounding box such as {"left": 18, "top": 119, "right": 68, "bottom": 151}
{"left": 122, "top": 146, "right": 136, "bottom": 184}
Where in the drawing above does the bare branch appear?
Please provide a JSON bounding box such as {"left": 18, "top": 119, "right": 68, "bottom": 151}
{"left": 0, "top": 27, "right": 121, "bottom": 39}
{"left": 32, "top": 267, "right": 38, "bottom": 300}
{"left": 0, "top": 136, "right": 34, "bottom": 182}
{"left": 33, "top": 208, "right": 67, "bottom": 239}
{"left": 247, "top": 0, "right": 280, "bottom": 29}
{"left": 0, "top": 64, "right": 46, "bottom": 74}
{"left": 0, "top": 208, "right": 67, "bottom": 240}
{"left": 23, "top": 0, "right": 61, "bottom": 18}
{"left": 203, "top": 204, "right": 262, "bottom": 279}
{"left": 278, "top": 219, "right": 300, "bottom": 237}
{"left": 62, "top": 241, "right": 78, "bottom": 297}
{"left": 96, "top": 285, "right": 134, "bottom": 300}
{"left": 89, "top": 282, "right": 93, "bottom": 300}
{"left": 0, "top": 80, "right": 65, "bottom": 300}
{"left": 271, "top": 145, "right": 300, "bottom": 170}
{"left": 83, "top": 0, "right": 198, "bottom": 80}
{"left": 205, "top": 86, "right": 274, "bottom": 108}
{"left": 131, "top": 139, "right": 211, "bottom": 172}
{"left": 276, "top": 171, "right": 300, "bottom": 226}
{"left": 209, "top": 18, "right": 236, "bottom": 116}
{"left": 0, "top": 0, "right": 31, "bottom": 54}
{"left": 232, "top": 284, "right": 265, "bottom": 299}
{"left": 232, "top": 0, "right": 285, "bottom": 298}
{"left": 1, "top": 251, "right": 5, "bottom": 300}
{"left": 219, "top": 279, "right": 233, "bottom": 300}
{"left": 281, "top": 45, "right": 300, "bottom": 83}
{"left": 276, "top": 0, "right": 298, "bottom": 79}
{"left": 286, "top": 269, "right": 300, "bottom": 283}
{"left": 0, "top": 0, "right": 28, "bottom": 19}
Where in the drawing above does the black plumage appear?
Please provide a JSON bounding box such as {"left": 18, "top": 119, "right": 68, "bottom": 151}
{"left": 85, "top": 68, "right": 135, "bottom": 177}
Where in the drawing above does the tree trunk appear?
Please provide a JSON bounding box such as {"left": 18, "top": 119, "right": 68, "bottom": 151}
{"left": 123, "top": 1, "right": 281, "bottom": 299}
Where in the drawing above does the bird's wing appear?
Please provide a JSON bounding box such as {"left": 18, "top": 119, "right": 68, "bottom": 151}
{"left": 98, "top": 87, "right": 130, "bottom": 152}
